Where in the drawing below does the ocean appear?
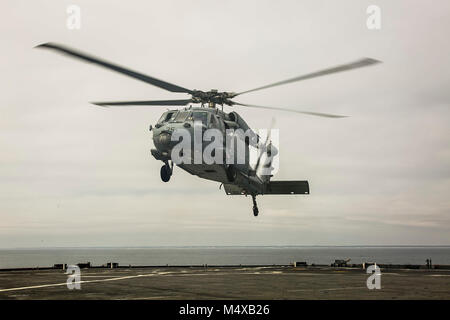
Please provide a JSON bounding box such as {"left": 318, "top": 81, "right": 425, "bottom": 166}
{"left": 0, "top": 246, "right": 449, "bottom": 269}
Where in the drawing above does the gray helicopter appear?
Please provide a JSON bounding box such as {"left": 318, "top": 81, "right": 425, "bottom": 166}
{"left": 36, "top": 43, "right": 380, "bottom": 216}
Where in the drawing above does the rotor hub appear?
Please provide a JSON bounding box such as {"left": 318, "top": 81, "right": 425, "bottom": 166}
{"left": 191, "top": 90, "right": 236, "bottom": 106}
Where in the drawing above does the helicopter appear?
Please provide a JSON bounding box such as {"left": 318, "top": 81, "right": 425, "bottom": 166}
{"left": 36, "top": 43, "right": 380, "bottom": 216}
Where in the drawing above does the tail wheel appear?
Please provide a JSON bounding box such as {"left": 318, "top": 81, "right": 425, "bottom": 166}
{"left": 252, "top": 194, "right": 259, "bottom": 217}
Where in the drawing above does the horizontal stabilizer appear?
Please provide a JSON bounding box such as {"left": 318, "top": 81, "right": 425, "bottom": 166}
{"left": 263, "top": 180, "right": 309, "bottom": 195}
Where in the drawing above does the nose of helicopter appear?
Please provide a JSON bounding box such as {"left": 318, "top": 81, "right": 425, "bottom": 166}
{"left": 153, "top": 132, "right": 173, "bottom": 152}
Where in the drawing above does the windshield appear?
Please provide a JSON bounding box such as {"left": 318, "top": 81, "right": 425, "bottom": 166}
{"left": 173, "top": 111, "right": 190, "bottom": 122}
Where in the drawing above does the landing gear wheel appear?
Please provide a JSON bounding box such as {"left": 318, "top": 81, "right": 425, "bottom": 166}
{"left": 160, "top": 164, "right": 171, "bottom": 182}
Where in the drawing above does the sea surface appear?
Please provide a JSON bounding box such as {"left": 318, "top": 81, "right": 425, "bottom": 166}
{"left": 0, "top": 246, "right": 449, "bottom": 269}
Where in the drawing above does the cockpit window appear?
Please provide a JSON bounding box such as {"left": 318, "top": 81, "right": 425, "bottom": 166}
{"left": 173, "top": 111, "right": 190, "bottom": 122}
{"left": 158, "top": 111, "right": 176, "bottom": 123}
{"left": 193, "top": 111, "right": 208, "bottom": 126}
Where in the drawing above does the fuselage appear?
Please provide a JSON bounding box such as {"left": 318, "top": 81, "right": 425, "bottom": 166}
{"left": 150, "top": 106, "right": 266, "bottom": 193}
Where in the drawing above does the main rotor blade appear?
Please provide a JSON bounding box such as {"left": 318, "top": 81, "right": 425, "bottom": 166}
{"left": 233, "top": 102, "right": 347, "bottom": 118}
{"left": 236, "top": 58, "right": 380, "bottom": 96}
{"left": 36, "top": 42, "right": 193, "bottom": 94}
{"left": 91, "top": 99, "right": 193, "bottom": 107}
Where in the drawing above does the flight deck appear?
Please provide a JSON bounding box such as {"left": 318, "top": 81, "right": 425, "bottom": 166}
{"left": 1, "top": 265, "right": 449, "bottom": 300}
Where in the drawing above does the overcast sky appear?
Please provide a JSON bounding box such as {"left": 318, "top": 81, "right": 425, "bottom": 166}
{"left": 1, "top": 0, "right": 449, "bottom": 248}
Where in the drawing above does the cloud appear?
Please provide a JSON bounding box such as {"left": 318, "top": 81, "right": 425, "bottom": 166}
{"left": 0, "top": 0, "right": 449, "bottom": 247}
